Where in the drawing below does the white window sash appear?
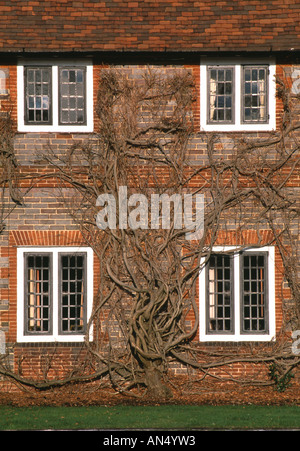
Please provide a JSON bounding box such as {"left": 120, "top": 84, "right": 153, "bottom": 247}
{"left": 200, "top": 58, "right": 276, "bottom": 132}
{"left": 17, "top": 59, "right": 93, "bottom": 133}
{"left": 17, "top": 246, "right": 94, "bottom": 343}
{"left": 199, "top": 246, "right": 275, "bottom": 342}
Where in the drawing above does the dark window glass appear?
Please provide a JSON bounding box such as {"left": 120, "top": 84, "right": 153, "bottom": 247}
{"left": 24, "top": 67, "right": 52, "bottom": 124}
{"left": 208, "top": 67, "right": 234, "bottom": 123}
{"left": 206, "top": 254, "right": 234, "bottom": 333}
{"left": 241, "top": 253, "right": 268, "bottom": 333}
{"left": 59, "top": 253, "right": 87, "bottom": 334}
{"left": 59, "top": 67, "right": 86, "bottom": 125}
{"left": 24, "top": 253, "right": 52, "bottom": 334}
{"left": 242, "top": 66, "right": 268, "bottom": 123}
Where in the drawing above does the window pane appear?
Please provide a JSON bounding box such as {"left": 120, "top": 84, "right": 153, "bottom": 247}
{"left": 59, "top": 253, "right": 86, "bottom": 334}
{"left": 59, "top": 67, "right": 86, "bottom": 125}
{"left": 42, "top": 69, "right": 49, "bottom": 83}
{"left": 25, "top": 253, "right": 51, "bottom": 334}
{"left": 24, "top": 67, "right": 52, "bottom": 124}
{"left": 208, "top": 67, "right": 234, "bottom": 124}
{"left": 242, "top": 66, "right": 268, "bottom": 123}
{"left": 207, "top": 254, "right": 233, "bottom": 333}
{"left": 241, "top": 253, "right": 268, "bottom": 333}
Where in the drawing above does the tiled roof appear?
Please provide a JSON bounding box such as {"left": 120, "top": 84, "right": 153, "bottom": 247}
{"left": 0, "top": 0, "right": 299, "bottom": 53}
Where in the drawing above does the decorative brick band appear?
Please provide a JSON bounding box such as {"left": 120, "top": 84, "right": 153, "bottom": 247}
{"left": 210, "top": 229, "right": 276, "bottom": 247}
{"left": 10, "top": 230, "right": 85, "bottom": 247}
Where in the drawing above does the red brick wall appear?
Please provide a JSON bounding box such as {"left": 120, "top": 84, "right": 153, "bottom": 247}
{"left": 0, "top": 59, "right": 298, "bottom": 384}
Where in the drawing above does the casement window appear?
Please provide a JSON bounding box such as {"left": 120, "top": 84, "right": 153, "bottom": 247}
{"left": 17, "top": 60, "right": 93, "bottom": 132}
{"left": 242, "top": 66, "right": 269, "bottom": 124}
{"left": 59, "top": 67, "right": 86, "bottom": 125}
{"left": 200, "top": 59, "right": 276, "bottom": 132}
{"left": 0, "top": 69, "right": 9, "bottom": 97}
{"left": 206, "top": 253, "right": 234, "bottom": 334}
{"left": 199, "top": 247, "right": 275, "bottom": 342}
{"left": 17, "top": 247, "right": 93, "bottom": 342}
{"left": 24, "top": 67, "right": 52, "bottom": 124}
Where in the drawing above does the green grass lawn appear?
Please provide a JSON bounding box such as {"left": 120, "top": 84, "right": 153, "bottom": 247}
{"left": 0, "top": 405, "right": 299, "bottom": 430}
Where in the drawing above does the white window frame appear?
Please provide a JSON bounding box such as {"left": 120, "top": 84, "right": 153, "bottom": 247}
{"left": 199, "top": 246, "right": 275, "bottom": 342}
{"left": 17, "top": 246, "right": 94, "bottom": 343}
{"left": 17, "top": 59, "right": 93, "bottom": 133}
{"left": 200, "top": 58, "right": 276, "bottom": 132}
